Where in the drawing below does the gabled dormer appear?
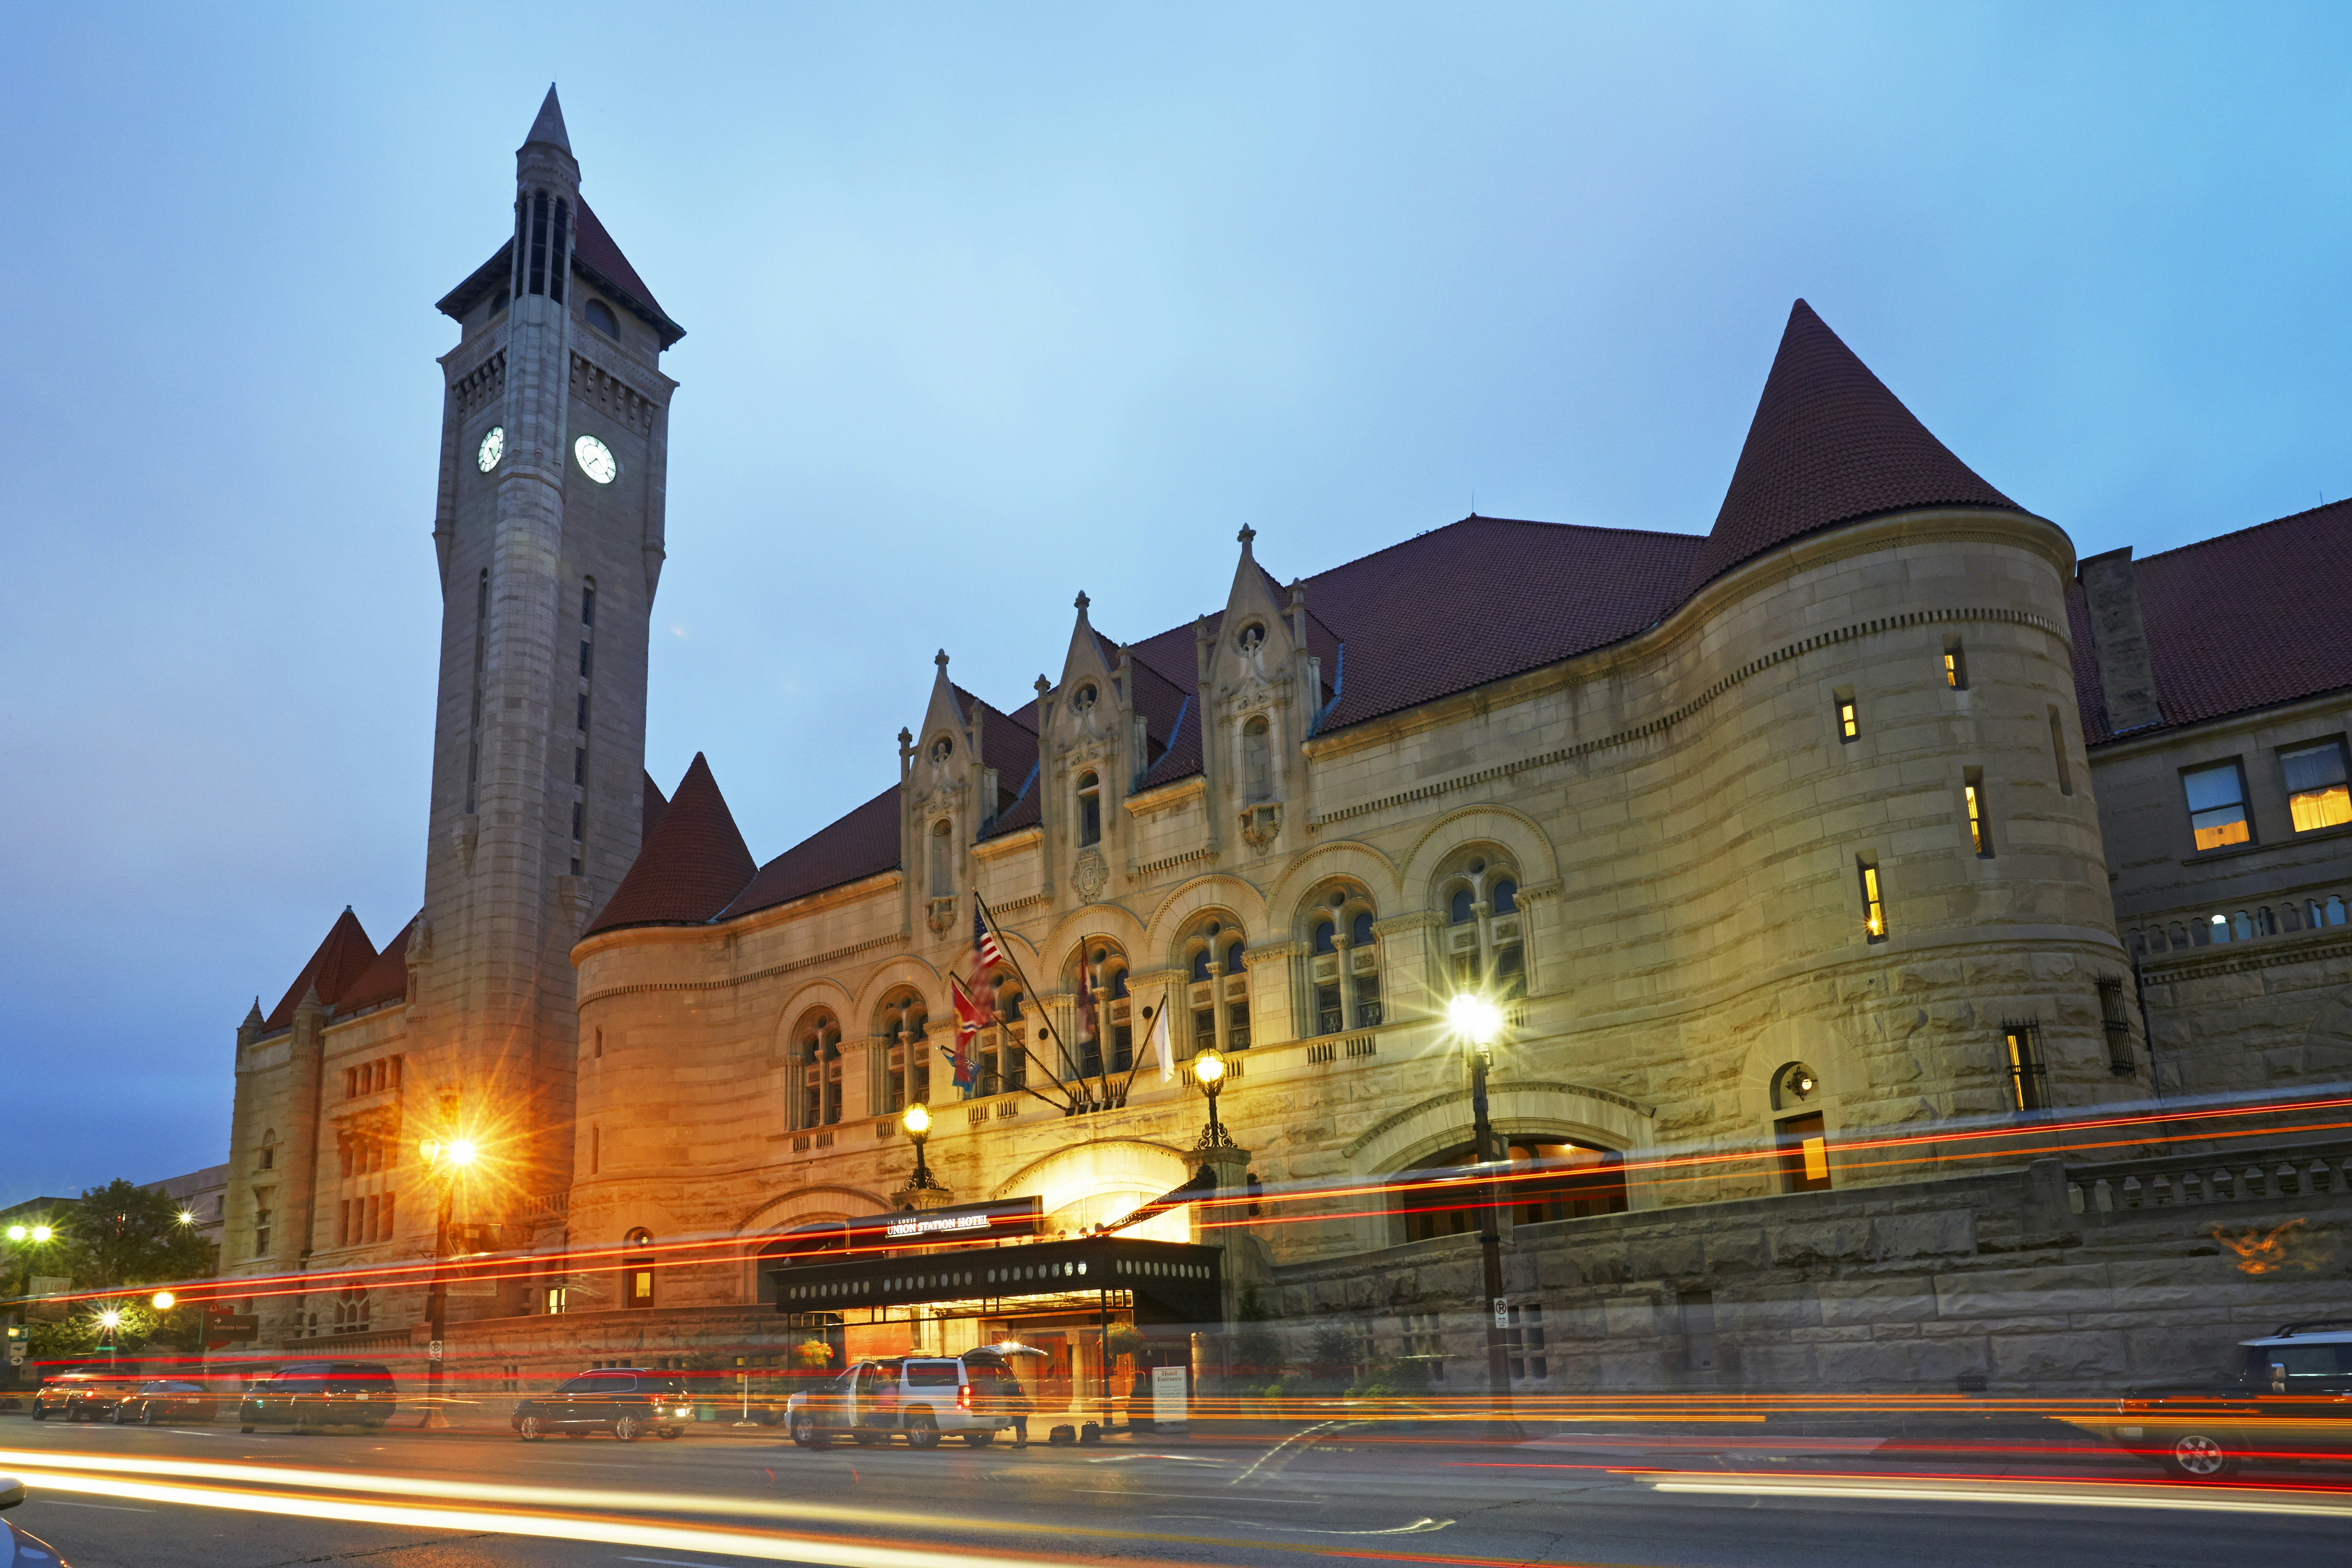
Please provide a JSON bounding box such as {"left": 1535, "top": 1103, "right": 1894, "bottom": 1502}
{"left": 905, "top": 650, "right": 979, "bottom": 936}
{"left": 1041, "top": 592, "right": 1129, "bottom": 903}
{"left": 1201, "top": 527, "right": 1318, "bottom": 854}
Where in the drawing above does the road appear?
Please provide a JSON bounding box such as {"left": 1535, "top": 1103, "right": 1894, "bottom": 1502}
{"left": 2, "top": 1412, "right": 2348, "bottom": 1568}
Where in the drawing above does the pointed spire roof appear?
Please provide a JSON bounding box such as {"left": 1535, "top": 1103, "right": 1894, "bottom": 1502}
{"left": 641, "top": 769, "right": 670, "bottom": 842}
{"left": 587, "top": 754, "right": 757, "bottom": 934}
{"left": 1684, "top": 300, "right": 2024, "bottom": 593}
{"left": 334, "top": 915, "right": 419, "bottom": 1016}
{"left": 522, "top": 84, "right": 571, "bottom": 154}
{"left": 262, "top": 908, "right": 378, "bottom": 1030}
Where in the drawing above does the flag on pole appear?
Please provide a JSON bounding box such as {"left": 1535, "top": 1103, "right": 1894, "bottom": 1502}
{"left": 1075, "top": 947, "right": 1098, "bottom": 1056}
{"left": 1149, "top": 996, "right": 1173, "bottom": 1083}
{"left": 974, "top": 907, "right": 1005, "bottom": 969}
{"left": 948, "top": 974, "right": 986, "bottom": 1088}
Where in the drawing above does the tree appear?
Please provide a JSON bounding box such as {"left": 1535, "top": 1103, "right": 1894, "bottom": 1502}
{"left": 1229, "top": 1282, "right": 1284, "bottom": 1389}
{"left": 56, "top": 1180, "right": 215, "bottom": 1294}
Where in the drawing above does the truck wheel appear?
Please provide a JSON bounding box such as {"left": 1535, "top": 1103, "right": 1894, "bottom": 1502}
{"left": 962, "top": 1431, "right": 995, "bottom": 1448}
{"left": 905, "top": 1411, "right": 941, "bottom": 1450}
{"left": 519, "top": 1416, "right": 544, "bottom": 1441}
{"left": 613, "top": 1415, "right": 643, "bottom": 1442}
{"left": 2163, "top": 1433, "right": 2239, "bottom": 1480}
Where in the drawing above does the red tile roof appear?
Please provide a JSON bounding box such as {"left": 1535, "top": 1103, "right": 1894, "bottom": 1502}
{"left": 263, "top": 909, "right": 378, "bottom": 1031}
{"left": 1682, "top": 299, "right": 2025, "bottom": 594}
{"left": 574, "top": 199, "right": 685, "bottom": 347}
{"left": 641, "top": 769, "right": 670, "bottom": 842}
{"left": 585, "top": 754, "right": 756, "bottom": 934}
{"left": 2072, "top": 498, "right": 2352, "bottom": 746}
{"left": 334, "top": 916, "right": 417, "bottom": 1017}
{"left": 719, "top": 784, "right": 903, "bottom": 920}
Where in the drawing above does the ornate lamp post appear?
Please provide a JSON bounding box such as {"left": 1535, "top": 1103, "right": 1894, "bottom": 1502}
{"left": 1447, "top": 992, "right": 1521, "bottom": 1442}
{"left": 901, "top": 1103, "right": 943, "bottom": 1192}
{"left": 1191, "top": 1046, "right": 1231, "bottom": 1148}
{"left": 417, "top": 1138, "right": 477, "bottom": 1430}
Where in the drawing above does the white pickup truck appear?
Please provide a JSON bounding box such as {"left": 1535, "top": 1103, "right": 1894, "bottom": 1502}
{"left": 786, "top": 1351, "right": 1025, "bottom": 1449}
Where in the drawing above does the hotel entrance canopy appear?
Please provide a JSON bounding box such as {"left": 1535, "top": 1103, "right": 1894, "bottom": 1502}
{"left": 769, "top": 1232, "right": 1223, "bottom": 1326}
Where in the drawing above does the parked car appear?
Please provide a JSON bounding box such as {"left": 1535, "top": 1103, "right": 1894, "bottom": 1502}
{"left": 785, "top": 1350, "right": 1022, "bottom": 1450}
{"left": 2106, "top": 1321, "right": 2352, "bottom": 1479}
{"left": 238, "top": 1362, "right": 399, "bottom": 1433}
{"left": 28, "top": 1373, "right": 139, "bottom": 1423}
{"left": 1, "top": 1473, "right": 72, "bottom": 1566}
{"left": 511, "top": 1369, "right": 691, "bottom": 1442}
{"left": 111, "top": 1379, "right": 218, "bottom": 1426}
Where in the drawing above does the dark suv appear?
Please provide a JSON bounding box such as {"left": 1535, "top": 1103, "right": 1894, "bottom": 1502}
{"left": 511, "top": 1369, "right": 691, "bottom": 1442}
{"left": 238, "top": 1361, "right": 399, "bottom": 1433}
{"left": 2107, "top": 1321, "right": 2352, "bottom": 1479}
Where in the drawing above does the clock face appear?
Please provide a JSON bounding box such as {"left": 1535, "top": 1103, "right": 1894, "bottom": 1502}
{"left": 574, "top": 435, "right": 618, "bottom": 485}
{"left": 475, "top": 426, "right": 505, "bottom": 472}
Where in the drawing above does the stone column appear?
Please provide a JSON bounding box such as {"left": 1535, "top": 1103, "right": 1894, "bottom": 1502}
{"left": 1195, "top": 1144, "right": 1259, "bottom": 1329}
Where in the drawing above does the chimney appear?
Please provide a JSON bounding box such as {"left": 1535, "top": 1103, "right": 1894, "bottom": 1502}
{"left": 2077, "top": 547, "right": 2164, "bottom": 734}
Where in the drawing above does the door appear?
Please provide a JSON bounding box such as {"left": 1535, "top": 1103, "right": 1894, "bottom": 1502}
{"left": 854, "top": 1362, "right": 895, "bottom": 1430}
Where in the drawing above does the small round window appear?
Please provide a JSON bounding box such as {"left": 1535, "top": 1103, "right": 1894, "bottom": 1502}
{"left": 585, "top": 298, "right": 619, "bottom": 338}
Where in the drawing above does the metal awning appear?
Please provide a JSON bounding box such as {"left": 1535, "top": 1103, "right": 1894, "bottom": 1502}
{"left": 769, "top": 1234, "right": 1221, "bottom": 1326}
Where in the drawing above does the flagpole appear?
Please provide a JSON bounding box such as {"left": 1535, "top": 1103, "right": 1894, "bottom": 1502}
{"left": 1117, "top": 993, "right": 1167, "bottom": 1101}
{"left": 932, "top": 1040, "right": 1069, "bottom": 1118}
{"left": 972, "top": 892, "right": 1083, "bottom": 1111}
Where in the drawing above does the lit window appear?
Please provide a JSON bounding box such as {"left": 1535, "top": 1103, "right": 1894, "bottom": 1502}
{"left": 2003, "top": 1021, "right": 2049, "bottom": 1111}
{"left": 2282, "top": 742, "right": 2351, "bottom": 833}
{"left": 1837, "top": 699, "right": 1858, "bottom": 742}
{"left": 1859, "top": 862, "right": 1886, "bottom": 941}
{"left": 2182, "top": 762, "right": 2251, "bottom": 851}
{"left": 1943, "top": 639, "right": 1968, "bottom": 690}
{"left": 1964, "top": 776, "right": 1991, "bottom": 857}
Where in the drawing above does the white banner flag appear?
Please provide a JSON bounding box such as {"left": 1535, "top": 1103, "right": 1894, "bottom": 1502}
{"left": 1151, "top": 996, "right": 1174, "bottom": 1082}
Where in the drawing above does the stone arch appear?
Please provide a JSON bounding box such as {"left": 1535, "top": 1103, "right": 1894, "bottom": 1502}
{"left": 1734, "top": 1018, "right": 1865, "bottom": 1198}
{"left": 850, "top": 953, "right": 946, "bottom": 1022}
{"left": 1400, "top": 803, "right": 1560, "bottom": 899}
{"left": 1038, "top": 900, "right": 1149, "bottom": 975}
{"left": 771, "top": 976, "right": 856, "bottom": 1059}
{"left": 1263, "top": 837, "right": 1401, "bottom": 922}
{"left": 1143, "top": 874, "right": 1269, "bottom": 957}
{"left": 990, "top": 1136, "right": 1197, "bottom": 1242}
{"left": 732, "top": 1182, "right": 891, "bottom": 1302}
{"left": 567, "top": 1198, "right": 681, "bottom": 1313}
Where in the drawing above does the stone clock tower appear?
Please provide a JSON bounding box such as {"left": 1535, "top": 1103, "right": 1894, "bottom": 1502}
{"left": 414, "top": 86, "right": 685, "bottom": 1218}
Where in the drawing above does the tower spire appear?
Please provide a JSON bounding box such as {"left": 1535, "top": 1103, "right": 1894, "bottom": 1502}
{"left": 522, "top": 83, "right": 571, "bottom": 154}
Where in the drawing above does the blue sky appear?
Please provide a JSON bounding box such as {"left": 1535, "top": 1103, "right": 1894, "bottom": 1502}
{"left": 4, "top": 3, "right": 2350, "bottom": 1201}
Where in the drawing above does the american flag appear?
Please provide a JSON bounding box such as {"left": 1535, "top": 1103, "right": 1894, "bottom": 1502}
{"left": 974, "top": 907, "right": 1005, "bottom": 970}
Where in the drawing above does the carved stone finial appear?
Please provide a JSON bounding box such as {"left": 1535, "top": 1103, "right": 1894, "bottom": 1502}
{"left": 898, "top": 726, "right": 914, "bottom": 745}
{"left": 1074, "top": 590, "right": 1090, "bottom": 614}
{"left": 935, "top": 649, "right": 950, "bottom": 669}
{"left": 1288, "top": 578, "right": 1305, "bottom": 609}
{"left": 1035, "top": 674, "right": 1051, "bottom": 696}
{"left": 1238, "top": 524, "right": 1257, "bottom": 549}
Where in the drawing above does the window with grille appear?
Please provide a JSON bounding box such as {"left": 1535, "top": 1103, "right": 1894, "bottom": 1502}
{"left": 1398, "top": 1313, "right": 1445, "bottom": 1381}
{"left": 1504, "top": 1304, "right": 1547, "bottom": 1381}
{"left": 2003, "top": 1020, "right": 2049, "bottom": 1111}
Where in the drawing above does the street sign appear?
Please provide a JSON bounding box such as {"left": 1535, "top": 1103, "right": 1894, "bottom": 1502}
{"left": 202, "top": 1314, "right": 259, "bottom": 1339}
{"left": 1493, "top": 1297, "right": 1508, "bottom": 1328}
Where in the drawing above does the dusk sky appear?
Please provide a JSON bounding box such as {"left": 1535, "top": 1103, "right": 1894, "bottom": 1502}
{"left": 6, "top": 3, "right": 2352, "bottom": 1202}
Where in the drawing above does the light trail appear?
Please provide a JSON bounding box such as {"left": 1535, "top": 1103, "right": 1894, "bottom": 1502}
{"left": 1641, "top": 1467, "right": 2352, "bottom": 1518}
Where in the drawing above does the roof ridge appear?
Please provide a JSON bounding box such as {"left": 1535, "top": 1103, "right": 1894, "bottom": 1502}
{"left": 2132, "top": 495, "right": 2352, "bottom": 569}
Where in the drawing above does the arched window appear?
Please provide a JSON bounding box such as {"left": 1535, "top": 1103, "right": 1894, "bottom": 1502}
{"left": 1435, "top": 851, "right": 1526, "bottom": 1000}
{"left": 1388, "top": 1141, "right": 1625, "bottom": 1243}
{"left": 1178, "top": 918, "right": 1250, "bottom": 1058}
{"left": 794, "top": 1011, "right": 843, "bottom": 1129}
{"left": 623, "top": 1227, "right": 655, "bottom": 1309}
{"left": 878, "top": 991, "right": 931, "bottom": 1114}
{"left": 1302, "top": 884, "right": 1379, "bottom": 1035}
{"left": 1068, "top": 944, "right": 1132, "bottom": 1079}
{"left": 974, "top": 972, "right": 1026, "bottom": 1098}
{"left": 928, "top": 818, "right": 953, "bottom": 896}
{"left": 585, "top": 297, "right": 618, "bottom": 337}
{"left": 1241, "top": 716, "right": 1273, "bottom": 802}
{"left": 1076, "top": 772, "right": 1102, "bottom": 848}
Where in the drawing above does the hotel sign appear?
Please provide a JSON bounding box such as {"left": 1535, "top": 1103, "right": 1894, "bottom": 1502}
{"left": 874, "top": 1196, "right": 1042, "bottom": 1242}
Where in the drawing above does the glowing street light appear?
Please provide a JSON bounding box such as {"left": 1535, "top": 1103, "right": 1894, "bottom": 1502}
{"left": 31, "top": 1226, "right": 51, "bottom": 1244}
{"left": 418, "top": 1130, "right": 486, "bottom": 1431}
{"left": 1448, "top": 989, "right": 1521, "bottom": 1442}
{"left": 5, "top": 1226, "right": 22, "bottom": 1242}
{"left": 1192, "top": 1046, "right": 1231, "bottom": 1149}
{"left": 900, "top": 1102, "right": 942, "bottom": 1191}
{"left": 150, "top": 1291, "right": 175, "bottom": 1311}
{"left": 177, "top": 1210, "right": 196, "bottom": 1226}
{"left": 96, "top": 1309, "right": 122, "bottom": 1331}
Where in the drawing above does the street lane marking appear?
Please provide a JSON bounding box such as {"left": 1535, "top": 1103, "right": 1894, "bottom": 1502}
{"left": 1646, "top": 1472, "right": 2352, "bottom": 1519}
{"left": 1151, "top": 1515, "right": 1454, "bottom": 1536}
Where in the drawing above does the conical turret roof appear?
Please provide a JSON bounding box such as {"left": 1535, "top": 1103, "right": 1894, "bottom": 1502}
{"left": 587, "top": 754, "right": 756, "bottom": 934}
{"left": 522, "top": 84, "right": 571, "bottom": 154}
{"left": 1684, "top": 300, "right": 2024, "bottom": 592}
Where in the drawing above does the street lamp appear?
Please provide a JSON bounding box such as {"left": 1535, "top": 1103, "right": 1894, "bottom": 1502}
{"left": 150, "top": 1292, "right": 174, "bottom": 1312}
{"left": 900, "top": 1102, "right": 943, "bottom": 1191}
{"left": 1191, "top": 1046, "right": 1232, "bottom": 1148}
{"left": 1447, "top": 991, "right": 1522, "bottom": 1442}
{"left": 418, "top": 1138, "right": 479, "bottom": 1430}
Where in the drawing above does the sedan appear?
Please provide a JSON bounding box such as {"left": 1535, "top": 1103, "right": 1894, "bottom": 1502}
{"left": 110, "top": 1379, "right": 217, "bottom": 1426}
{"left": 1, "top": 1474, "right": 72, "bottom": 1566}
